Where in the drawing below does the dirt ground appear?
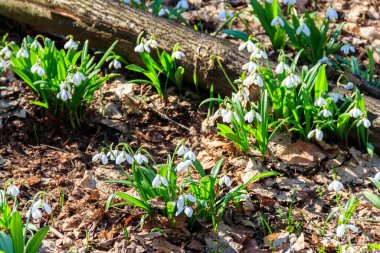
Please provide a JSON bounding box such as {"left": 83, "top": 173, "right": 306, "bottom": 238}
{"left": 1, "top": 0, "right": 380, "bottom": 252}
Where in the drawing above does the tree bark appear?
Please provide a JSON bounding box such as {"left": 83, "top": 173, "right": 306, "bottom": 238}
{"left": 0, "top": 0, "right": 380, "bottom": 152}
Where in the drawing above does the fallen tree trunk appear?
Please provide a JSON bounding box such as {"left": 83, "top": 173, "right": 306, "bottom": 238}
{"left": 0, "top": 0, "right": 380, "bottom": 152}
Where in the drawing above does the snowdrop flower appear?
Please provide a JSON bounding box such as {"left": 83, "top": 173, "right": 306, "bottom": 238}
{"left": 314, "top": 97, "right": 327, "bottom": 107}
{"left": 356, "top": 118, "right": 371, "bottom": 128}
{"left": 282, "top": 73, "right": 301, "bottom": 88}
{"left": 145, "top": 39, "right": 158, "bottom": 49}
{"left": 6, "top": 183, "right": 20, "bottom": 197}
{"left": 172, "top": 51, "right": 185, "bottom": 60}
{"left": 336, "top": 224, "right": 358, "bottom": 238}
{"left": 318, "top": 56, "right": 332, "bottom": 66}
{"left": 152, "top": 175, "right": 168, "bottom": 188}
{"left": 296, "top": 23, "right": 311, "bottom": 36}
{"left": 177, "top": 160, "right": 192, "bottom": 172}
{"left": 92, "top": 151, "right": 108, "bottom": 165}
{"left": 64, "top": 39, "right": 78, "bottom": 50}
{"left": 256, "top": 112, "right": 262, "bottom": 122}
{"left": 222, "top": 110, "right": 232, "bottom": 123}
{"left": 238, "top": 40, "right": 256, "bottom": 53}
{"left": 251, "top": 48, "right": 268, "bottom": 60}
{"left": 134, "top": 42, "right": 145, "bottom": 53}
{"left": 308, "top": 129, "right": 323, "bottom": 141}
{"left": 0, "top": 46, "right": 12, "bottom": 58}
{"left": 374, "top": 172, "right": 380, "bottom": 181}
{"left": 328, "top": 180, "right": 344, "bottom": 192}
{"left": 134, "top": 153, "right": 148, "bottom": 164}
{"left": 271, "top": 16, "right": 284, "bottom": 27}
{"left": 275, "top": 62, "right": 290, "bottom": 74}
{"left": 31, "top": 62, "right": 45, "bottom": 77}
{"left": 219, "top": 175, "right": 232, "bottom": 187}
{"left": 31, "top": 40, "right": 43, "bottom": 49}
{"left": 242, "top": 61, "right": 257, "bottom": 73}
{"left": 219, "top": 9, "right": 233, "bottom": 20}
{"left": 175, "top": 0, "right": 189, "bottom": 9}
{"left": 184, "top": 150, "right": 196, "bottom": 161}
{"left": 329, "top": 92, "right": 344, "bottom": 103}
{"left": 253, "top": 73, "right": 264, "bottom": 87}
{"left": 348, "top": 108, "right": 362, "bottom": 118}
{"left": 284, "top": 0, "right": 296, "bottom": 5}
{"left": 109, "top": 59, "right": 122, "bottom": 69}
{"left": 343, "top": 82, "right": 354, "bottom": 90}
{"left": 245, "top": 110, "right": 254, "bottom": 123}
{"left": 178, "top": 145, "right": 189, "bottom": 156}
{"left": 158, "top": 8, "right": 170, "bottom": 16}
{"left": 27, "top": 199, "right": 52, "bottom": 220}
{"left": 116, "top": 151, "right": 134, "bottom": 165}
{"left": 16, "top": 47, "right": 29, "bottom": 58}
{"left": 233, "top": 112, "right": 240, "bottom": 122}
{"left": 318, "top": 109, "right": 332, "bottom": 118}
{"left": 341, "top": 44, "right": 355, "bottom": 55}
{"left": 72, "top": 72, "right": 86, "bottom": 86}
{"left": 107, "top": 149, "right": 120, "bottom": 161}
{"left": 175, "top": 194, "right": 196, "bottom": 217}
{"left": 59, "top": 81, "right": 71, "bottom": 92}
{"left": 325, "top": 8, "right": 338, "bottom": 21}
{"left": 266, "top": 0, "right": 273, "bottom": 3}
{"left": 0, "top": 59, "right": 8, "bottom": 68}
{"left": 56, "top": 88, "right": 72, "bottom": 101}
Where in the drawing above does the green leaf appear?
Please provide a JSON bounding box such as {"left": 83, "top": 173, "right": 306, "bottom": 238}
{"left": 314, "top": 65, "right": 328, "bottom": 100}
{"left": 25, "top": 226, "right": 49, "bottom": 253}
{"left": 105, "top": 192, "right": 151, "bottom": 212}
{"left": 221, "top": 30, "right": 248, "bottom": 41}
{"left": 0, "top": 232, "right": 13, "bottom": 253}
{"left": 10, "top": 212, "right": 23, "bottom": 253}
{"left": 363, "top": 192, "right": 380, "bottom": 210}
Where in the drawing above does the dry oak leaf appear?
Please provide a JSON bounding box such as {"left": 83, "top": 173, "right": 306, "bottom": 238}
{"left": 277, "top": 140, "right": 326, "bottom": 167}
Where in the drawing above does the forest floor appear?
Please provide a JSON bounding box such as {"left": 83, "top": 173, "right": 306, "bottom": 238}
{"left": 1, "top": 0, "right": 380, "bottom": 252}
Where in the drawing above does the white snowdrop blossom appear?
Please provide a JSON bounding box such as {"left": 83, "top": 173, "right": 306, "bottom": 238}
{"left": 6, "top": 183, "right": 20, "bottom": 197}
{"left": 134, "top": 153, "right": 148, "bottom": 164}
{"left": 152, "top": 174, "right": 168, "bottom": 188}
{"left": 64, "top": 39, "right": 78, "bottom": 50}
{"left": 374, "top": 172, "right": 380, "bottom": 181}
{"left": 56, "top": 88, "right": 72, "bottom": 101}
{"left": 72, "top": 72, "right": 86, "bottom": 86}
{"left": 92, "top": 151, "right": 108, "bottom": 165}
{"left": 325, "top": 8, "right": 338, "bottom": 21}
{"left": 328, "top": 180, "right": 344, "bottom": 192}
{"left": 242, "top": 61, "right": 257, "bottom": 73}
{"left": 178, "top": 145, "right": 189, "bottom": 156}
{"left": 177, "top": 160, "right": 193, "bottom": 172}
{"left": 271, "top": 16, "right": 284, "bottom": 27}
{"left": 296, "top": 23, "right": 311, "bottom": 36}
{"left": 27, "top": 199, "right": 52, "bottom": 220}
{"left": 175, "top": 194, "right": 196, "bottom": 217}
{"left": 134, "top": 42, "right": 145, "bottom": 53}
{"left": 308, "top": 129, "right": 323, "bottom": 141}
{"left": 341, "top": 44, "right": 355, "bottom": 55}
{"left": 284, "top": 0, "right": 296, "bottom": 5}
{"left": 348, "top": 108, "right": 362, "bottom": 118}
{"left": 275, "top": 62, "right": 290, "bottom": 74}
{"left": 0, "top": 46, "right": 12, "bottom": 58}
{"left": 109, "top": 59, "right": 122, "bottom": 69}
{"left": 282, "top": 73, "right": 301, "bottom": 88}
{"left": 318, "top": 109, "right": 332, "bottom": 118}
{"left": 244, "top": 110, "right": 254, "bottom": 123}
{"left": 107, "top": 149, "right": 120, "bottom": 161}
{"left": 356, "top": 118, "right": 371, "bottom": 128}
{"left": 219, "top": 9, "right": 233, "bottom": 20}
{"left": 16, "top": 47, "right": 29, "bottom": 58}
{"left": 256, "top": 112, "right": 262, "bottom": 122}
{"left": 314, "top": 97, "right": 327, "bottom": 107}
{"left": 175, "top": 0, "right": 189, "bottom": 9}
{"left": 0, "top": 58, "right": 7, "bottom": 68}
{"left": 116, "top": 151, "right": 134, "bottom": 165}
{"left": 233, "top": 112, "right": 240, "bottom": 122}
{"left": 251, "top": 48, "right": 268, "bottom": 60}
{"left": 329, "top": 92, "right": 344, "bottom": 103}
{"left": 343, "top": 82, "right": 354, "bottom": 90}
{"left": 219, "top": 175, "right": 232, "bottom": 187}
{"left": 222, "top": 110, "right": 232, "bottom": 123}
{"left": 318, "top": 56, "right": 332, "bottom": 66}
{"left": 238, "top": 40, "right": 256, "bottom": 53}
{"left": 184, "top": 150, "right": 196, "bottom": 161}
{"left": 336, "top": 224, "right": 358, "bottom": 238}
{"left": 158, "top": 8, "right": 170, "bottom": 16}
{"left": 31, "top": 40, "right": 42, "bottom": 50}
{"left": 172, "top": 51, "right": 185, "bottom": 60}
{"left": 145, "top": 39, "right": 158, "bottom": 49}
{"left": 31, "top": 62, "right": 45, "bottom": 77}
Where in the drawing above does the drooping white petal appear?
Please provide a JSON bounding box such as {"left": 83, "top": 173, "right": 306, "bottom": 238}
{"left": 336, "top": 224, "right": 345, "bottom": 237}
{"left": 374, "top": 172, "right": 380, "bottom": 181}
{"left": 184, "top": 206, "right": 193, "bottom": 217}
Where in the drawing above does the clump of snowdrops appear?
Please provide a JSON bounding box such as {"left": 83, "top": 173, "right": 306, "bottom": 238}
{"left": 92, "top": 143, "right": 278, "bottom": 230}
{"left": 7, "top": 35, "right": 118, "bottom": 128}
{"left": 204, "top": 39, "right": 373, "bottom": 158}
{"left": 0, "top": 182, "right": 51, "bottom": 252}
{"left": 127, "top": 34, "right": 185, "bottom": 97}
